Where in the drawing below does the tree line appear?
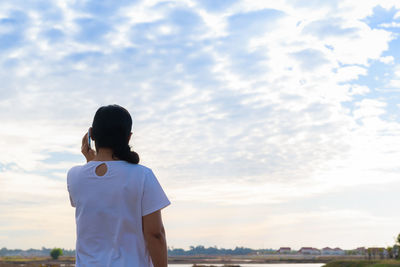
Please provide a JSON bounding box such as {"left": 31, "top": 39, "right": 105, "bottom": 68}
{"left": 0, "top": 246, "right": 271, "bottom": 257}
{"left": 380, "top": 233, "right": 400, "bottom": 259}
{"left": 167, "top": 245, "right": 273, "bottom": 256}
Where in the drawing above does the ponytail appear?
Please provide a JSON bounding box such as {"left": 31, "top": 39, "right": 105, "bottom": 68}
{"left": 112, "top": 143, "right": 140, "bottom": 164}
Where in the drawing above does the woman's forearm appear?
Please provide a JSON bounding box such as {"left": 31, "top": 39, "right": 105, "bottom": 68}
{"left": 145, "top": 230, "right": 168, "bottom": 267}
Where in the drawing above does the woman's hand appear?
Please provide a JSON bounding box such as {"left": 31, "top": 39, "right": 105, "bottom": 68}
{"left": 81, "top": 132, "right": 96, "bottom": 162}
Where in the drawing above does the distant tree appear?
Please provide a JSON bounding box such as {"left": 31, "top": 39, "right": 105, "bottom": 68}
{"left": 393, "top": 245, "right": 399, "bottom": 259}
{"left": 367, "top": 248, "right": 372, "bottom": 260}
{"left": 50, "top": 248, "right": 63, "bottom": 260}
{"left": 392, "top": 233, "right": 400, "bottom": 259}
{"left": 378, "top": 248, "right": 384, "bottom": 259}
{"left": 387, "top": 246, "right": 393, "bottom": 258}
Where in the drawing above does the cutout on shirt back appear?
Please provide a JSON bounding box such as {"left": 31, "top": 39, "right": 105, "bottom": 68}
{"left": 95, "top": 163, "right": 108, "bottom": 176}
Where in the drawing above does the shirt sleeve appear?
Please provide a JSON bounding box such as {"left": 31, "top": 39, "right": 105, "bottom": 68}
{"left": 67, "top": 185, "right": 76, "bottom": 207}
{"left": 141, "top": 169, "right": 171, "bottom": 216}
{"left": 67, "top": 168, "right": 76, "bottom": 208}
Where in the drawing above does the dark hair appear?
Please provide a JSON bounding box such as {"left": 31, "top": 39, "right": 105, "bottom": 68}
{"left": 91, "top": 104, "right": 140, "bottom": 164}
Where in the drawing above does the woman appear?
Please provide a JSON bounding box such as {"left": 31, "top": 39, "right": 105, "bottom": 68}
{"left": 67, "top": 104, "right": 170, "bottom": 267}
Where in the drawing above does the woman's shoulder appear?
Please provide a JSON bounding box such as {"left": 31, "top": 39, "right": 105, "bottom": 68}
{"left": 122, "top": 162, "right": 153, "bottom": 173}
{"left": 122, "top": 163, "right": 161, "bottom": 182}
{"left": 68, "top": 161, "right": 93, "bottom": 171}
{"left": 67, "top": 165, "right": 83, "bottom": 185}
{"left": 67, "top": 164, "right": 81, "bottom": 174}
{"left": 67, "top": 161, "right": 99, "bottom": 180}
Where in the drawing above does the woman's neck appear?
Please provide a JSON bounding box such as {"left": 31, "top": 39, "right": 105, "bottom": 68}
{"left": 93, "top": 147, "right": 120, "bottom": 161}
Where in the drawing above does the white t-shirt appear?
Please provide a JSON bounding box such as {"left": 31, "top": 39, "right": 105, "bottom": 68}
{"left": 67, "top": 160, "right": 171, "bottom": 267}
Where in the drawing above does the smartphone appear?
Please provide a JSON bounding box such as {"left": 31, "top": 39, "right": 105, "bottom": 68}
{"left": 88, "top": 128, "right": 91, "bottom": 149}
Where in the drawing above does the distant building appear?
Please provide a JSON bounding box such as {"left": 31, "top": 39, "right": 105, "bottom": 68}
{"left": 321, "top": 247, "right": 345, "bottom": 255}
{"left": 322, "top": 247, "right": 334, "bottom": 255}
{"left": 333, "top": 248, "right": 345, "bottom": 255}
{"left": 277, "top": 247, "right": 291, "bottom": 254}
{"left": 298, "top": 247, "right": 320, "bottom": 255}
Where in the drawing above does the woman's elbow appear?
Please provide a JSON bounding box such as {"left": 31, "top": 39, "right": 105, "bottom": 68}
{"left": 144, "top": 226, "right": 165, "bottom": 240}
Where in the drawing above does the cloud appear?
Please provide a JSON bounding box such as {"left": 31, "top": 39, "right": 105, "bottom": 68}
{"left": 0, "top": 10, "right": 29, "bottom": 50}
{"left": 379, "top": 55, "right": 395, "bottom": 64}
{"left": 228, "top": 8, "right": 284, "bottom": 36}
{"left": 383, "top": 64, "right": 400, "bottom": 91}
{"left": 71, "top": 0, "right": 139, "bottom": 18}
{"left": 364, "top": 5, "right": 400, "bottom": 29}
{"left": 336, "top": 66, "right": 367, "bottom": 82}
{"left": 196, "top": 0, "right": 239, "bottom": 12}
{"left": 288, "top": 0, "right": 340, "bottom": 9}
{"left": 74, "top": 18, "right": 111, "bottom": 43}
{"left": 302, "top": 18, "right": 358, "bottom": 38}
{"left": 379, "top": 22, "right": 400, "bottom": 28}
{"left": 291, "top": 48, "right": 329, "bottom": 71}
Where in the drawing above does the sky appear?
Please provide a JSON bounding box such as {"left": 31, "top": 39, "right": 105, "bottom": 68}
{"left": 0, "top": 0, "right": 400, "bottom": 251}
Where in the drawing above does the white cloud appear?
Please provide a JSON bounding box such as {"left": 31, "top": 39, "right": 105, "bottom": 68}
{"left": 336, "top": 66, "right": 367, "bottom": 82}
{"left": 379, "top": 22, "right": 400, "bottom": 28}
{"left": 379, "top": 55, "right": 395, "bottom": 64}
{"left": 353, "top": 99, "right": 387, "bottom": 119}
{"left": 388, "top": 79, "right": 400, "bottom": 89}
{"left": 382, "top": 64, "right": 400, "bottom": 91}
{"left": 349, "top": 85, "right": 370, "bottom": 95}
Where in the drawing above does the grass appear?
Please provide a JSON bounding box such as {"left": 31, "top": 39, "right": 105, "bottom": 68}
{"left": 0, "top": 256, "right": 75, "bottom": 267}
{"left": 1, "top": 256, "right": 47, "bottom": 261}
{"left": 369, "top": 260, "right": 400, "bottom": 267}
{"left": 324, "top": 260, "right": 400, "bottom": 267}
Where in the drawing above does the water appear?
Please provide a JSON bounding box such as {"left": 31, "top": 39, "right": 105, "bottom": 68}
{"left": 168, "top": 264, "right": 324, "bottom": 267}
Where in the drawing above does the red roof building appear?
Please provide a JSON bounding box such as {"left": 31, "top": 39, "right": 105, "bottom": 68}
{"left": 277, "top": 247, "right": 291, "bottom": 254}
{"left": 322, "top": 247, "right": 345, "bottom": 255}
{"left": 298, "top": 247, "right": 320, "bottom": 255}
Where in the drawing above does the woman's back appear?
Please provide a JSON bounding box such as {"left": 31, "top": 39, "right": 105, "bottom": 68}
{"left": 67, "top": 160, "right": 170, "bottom": 267}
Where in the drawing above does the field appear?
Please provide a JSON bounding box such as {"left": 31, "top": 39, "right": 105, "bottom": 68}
{"left": 0, "top": 256, "right": 75, "bottom": 267}
{"left": 324, "top": 260, "right": 400, "bottom": 267}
